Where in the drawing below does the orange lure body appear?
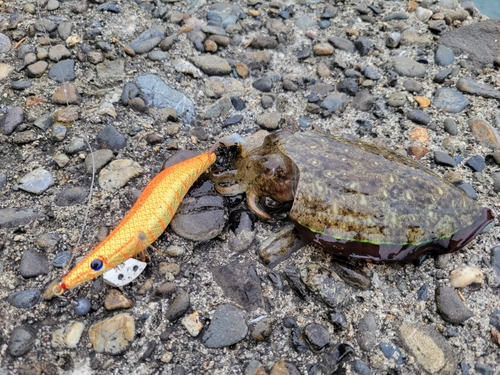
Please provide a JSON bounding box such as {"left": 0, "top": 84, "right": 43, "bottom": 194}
{"left": 53, "top": 151, "right": 216, "bottom": 295}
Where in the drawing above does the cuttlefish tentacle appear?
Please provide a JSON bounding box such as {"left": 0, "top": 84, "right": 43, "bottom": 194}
{"left": 247, "top": 189, "right": 272, "bottom": 221}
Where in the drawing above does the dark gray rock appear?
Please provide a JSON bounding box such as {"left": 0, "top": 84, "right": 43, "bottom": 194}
{"left": 392, "top": 57, "right": 426, "bottom": 77}
{"left": 492, "top": 246, "right": 500, "bottom": 284}
{"left": 8, "top": 326, "right": 36, "bottom": 357}
{"left": 304, "top": 323, "right": 330, "bottom": 351}
{"left": 320, "top": 92, "right": 348, "bottom": 112}
{"left": 0, "top": 208, "right": 45, "bottom": 228}
{"left": 212, "top": 263, "right": 263, "bottom": 310}
{"left": 136, "top": 74, "right": 196, "bottom": 124}
{"left": 7, "top": 290, "right": 41, "bottom": 308}
{"left": 11, "top": 80, "right": 32, "bottom": 90}
{"left": 354, "top": 37, "right": 371, "bottom": 56}
{"left": 443, "top": 118, "right": 458, "bottom": 135}
{"left": 350, "top": 359, "right": 372, "bottom": 375}
{"left": 383, "top": 12, "right": 408, "bottom": 21}
{"left": 435, "top": 45, "right": 455, "bottom": 66}
{"left": 433, "top": 88, "right": 469, "bottom": 113}
{"left": 440, "top": 20, "right": 500, "bottom": 67}
{"left": 165, "top": 292, "right": 190, "bottom": 321}
{"left": 466, "top": 155, "right": 485, "bottom": 172}
{"left": 54, "top": 187, "right": 88, "bottom": 206}
{"left": 356, "top": 312, "right": 378, "bottom": 351}
{"left": 435, "top": 286, "right": 473, "bottom": 324}
{"left": 362, "top": 66, "right": 380, "bottom": 80}
{"left": 252, "top": 76, "right": 273, "bottom": 92}
{"left": 328, "top": 36, "right": 355, "bottom": 53}
{"left": 457, "top": 183, "right": 477, "bottom": 199}
{"left": 434, "top": 151, "right": 456, "bottom": 167}
{"left": 403, "top": 79, "right": 423, "bottom": 93}
{"left": 352, "top": 91, "right": 374, "bottom": 111}
{"left": 97, "top": 124, "right": 126, "bottom": 151}
{"left": 337, "top": 78, "right": 358, "bottom": 96}
{"left": 1, "top": 106, "right": 24, "bottom": 135}
{"left": 19, "top": 249, "right": 49, "bottom": 278}
{"left": 201, "top": 304, "right": 248, "bottom": 348}
{"left": 456, "top": 78, "right": 500, "bottom": 100}
{"left": 433, "top": 68, "right": 452, "bottom": 84}
{"left": 53, "top": 251, "right": 72, "bottom": 268}
{"left": 48, "top": 59, "right": 76, "bottom": 82}
{"left": 407, "top": 109, "right": 430, "bottom": 125}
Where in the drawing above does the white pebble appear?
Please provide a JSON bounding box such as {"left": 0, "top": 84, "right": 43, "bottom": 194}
{"left": 65, "top": 321, "right": 85, "bottom": 348}
{"left": 449, "top": 266, "right": 483, "bottom": 288}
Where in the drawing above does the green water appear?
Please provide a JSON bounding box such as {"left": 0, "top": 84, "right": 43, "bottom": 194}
{"left": 474, "top": 0, "right": 500, "bottom": 19}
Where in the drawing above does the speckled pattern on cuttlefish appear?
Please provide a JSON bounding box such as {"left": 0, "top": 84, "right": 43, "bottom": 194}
{"left": 277, "top": 132, "right": 482, "bottom": 246}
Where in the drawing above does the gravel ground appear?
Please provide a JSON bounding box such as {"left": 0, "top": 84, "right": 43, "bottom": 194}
{"left": 1, "top": 0, "right": 500, "bottom": 374}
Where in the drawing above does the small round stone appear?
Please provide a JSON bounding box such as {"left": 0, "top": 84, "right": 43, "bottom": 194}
{"left": 74, "top": 297, "right": 92, "bottom": 315}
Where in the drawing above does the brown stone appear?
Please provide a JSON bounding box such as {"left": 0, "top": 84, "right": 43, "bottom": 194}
{"left": 407, "top": 0, "right": 419, "bottom": 11}
{"left": 104, "top": 289, "right": 133, "bottom": 310}
{"left": 410, "top": 126, "right": 429, "bottom": 144}
{"left": 313, "top": 42, "right": 334, "bottom": 55}
{"left": 468, "top": 118, "right": 500, "bottom": 148}
{"left": 235, "top": 62, "right": 249, "bottom": 78}
{"left": 409, "top": 145, "right": 429, "bottom": 160}
{"left": 317, "top": 62, "right": 331, "bottom": 77}
{"left": 204, "top": 39, "right": 217, "bottom": 52}
{"left": 414, "top": 96, "right": 430, "bottom": 108}
{"left": 53, "top": 105, "right": 79, "bottom": 123}
{"left": 52, "top": 83, "right": 82, "bottom": 104}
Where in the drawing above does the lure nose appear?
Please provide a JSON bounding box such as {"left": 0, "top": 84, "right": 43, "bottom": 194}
{"left": 52, "top": 282, "right": 67, "bottom": 296}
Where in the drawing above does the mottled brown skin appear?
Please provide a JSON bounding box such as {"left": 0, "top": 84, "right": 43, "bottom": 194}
{"left": 210, "top": 131, "right": 494, "bottom": 261}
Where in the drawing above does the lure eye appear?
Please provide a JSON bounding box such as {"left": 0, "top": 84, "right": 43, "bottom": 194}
{"left": 90, "top": 259, "right": 103, "bottom": 271}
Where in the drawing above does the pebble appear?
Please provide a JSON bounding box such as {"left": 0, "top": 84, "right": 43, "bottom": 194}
{"left": 449, "top": 266, "right": 483, "bottom": 288}
{"left": 466, "top": 155, "right": 485, "bottom": 172}
{"left": 354, "top": 37, "right": 372, "bottom": 56}
{"left": 7, "top": 290, "right": 41, "bottom": 308}
{"left": 379, "top": 342, "right": 403, "bottom": 364}
{"left": 212, "top": 263, "right": 263, "bottom": 310}
{"left": 128, "top": 26, "right": 164, "bottom": 54}
{"left": 443, "top": 118, "right": 458, "bottom": 135}
{"left": 456, "top": 77, "right": 500, "bottom": 100}
{"left": 414, "top": 96, "right": 430, "bottom": 108}
{"left": 386, "top": 92, "right": 406, "bottom": 107}
{"left": 456, "top": 183, "right": 477, "bottom": 199}
{"left": 54, "top": 187, "right": 87, "bottom": 206}
{"left": 434, "top": 151, "right": 456, "bottom": 167}
{"left": 433, "top": 88, "right": 469, "bottom": 113}
{"left": 434, "top": 44, "right": 454, "bottom": 66}
{"left": 328, "top": 36, "right": 355, "bottom": 53}
{"left": 170, "top": 191, "right": 227, "bottom": 241}
{"left": 48, "top": 59, "right": 76, "bottom": 83}
{"left": 104, "top": 289, "right": 133, "bottom": 310}
{"left": 54, "top": 105, "right": 80, "bottom": 123}
{"left": 19, "top": 249, "right": 49, "bottom": 278}
{"left": 98, "top": 159, "right": 143, "bottom": 192}
{"left": 244, "top": 360, "right": 266, "bottom": 375}
{"left": 165, "top": 292, "right": 191, "bottom": 321}
{"left": 191, "top": 55, "right": 231, "bottom": 76}
{"left": 250, "top": 317, "right": 273, "bottom": 341}
{"left": 304, "top": 323, "right": 330, "bottom": 351}
{"left": 320, "top": 92, "right": 348, "bottom": 112}
{"left": 48, "top": 44, "right": 71, "bottom": 61}
{"left": 468, "top": 118, "right": 500, "bottom": 148}
{"left": 11, "top": 80, "right": 32, "bottom": 90}
{"left": 252, "top": 76, "right": 273, "bottom": 92}
{"left": 18, "top": 168, "right": 55, "bottom": 194}
{"left": 313, "top": 42, "right": 333, "bottom": 55}
{"left": 260, "top": 227, "right": 305, "bottom": 268}
{"left": 386, "top": 32, "right": 401, "bottom": 48}
{"left": 201, "top": 304, "right": 248, "bottom": 348}
{"left": 88, "top": 313, "right": 135, "bottom": 354}
{"left": 8, "top": 326, "right": 35, "bottom": 357}
{"left": 492, "top": 246, "right": 500, "bottom": 284}
{"left": 52, "top": 321, "right": 85, "bottom": 348}
{"left": 96, "top": 124, "right": 126, "bottom": 151}
{"left": 407, "top": 110, "right": 430, "bottom": 125}
{"left": 255, "top": 112, "right": 281, "bottom": 130}
{"left": 52, "top": 251, "right": 72, "bottom": 268}
{"left": 403, "top": 79, "right": 423, "bottom": 93}
{"left": 203, "top": 95, "right": 233, "bottom": 119}
{"left": 391, "top": 57, "right": 426, "bottom": 77}
{"left": 352, "top": 91, "right": 374, "bottom": 111}
{"left": 398, "top": 322, "right": 459, "bottom": 374}
{"left": 435, "top": 285, "right": 474, "bottom": 324}
{"left": 52, "top": 124, "right": 67, "bottom": 142}
{"left": 34, "top": 113, "right": 52, "bottom": 131}
{"left": 51, "top": 82, "right": 81, "bottom": 104}
{"left": 181, "top": 311, "right": 203, "bottom": 337}
{"left": 136, "top": 74, "right": 196, "bottom": 124}
{"left": 300, "top": 263, "right": 350, "bottom": 308}
{"left": 0, "top": 208, "right": 45, "bottom": 228}
{"left": 356, "top": 312, "right": 378, "bottom": 352}
{"left": 1, "top": 106, "right": 24, "bottom": 135}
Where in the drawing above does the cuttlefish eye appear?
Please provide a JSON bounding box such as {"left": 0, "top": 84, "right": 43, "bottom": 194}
{"left": 90, "top": 259, "right": 103, "bottom": 271}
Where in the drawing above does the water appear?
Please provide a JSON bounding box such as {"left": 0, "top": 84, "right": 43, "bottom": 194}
{"left": 474, "top": 0, "right": 500, "bottom": 19}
